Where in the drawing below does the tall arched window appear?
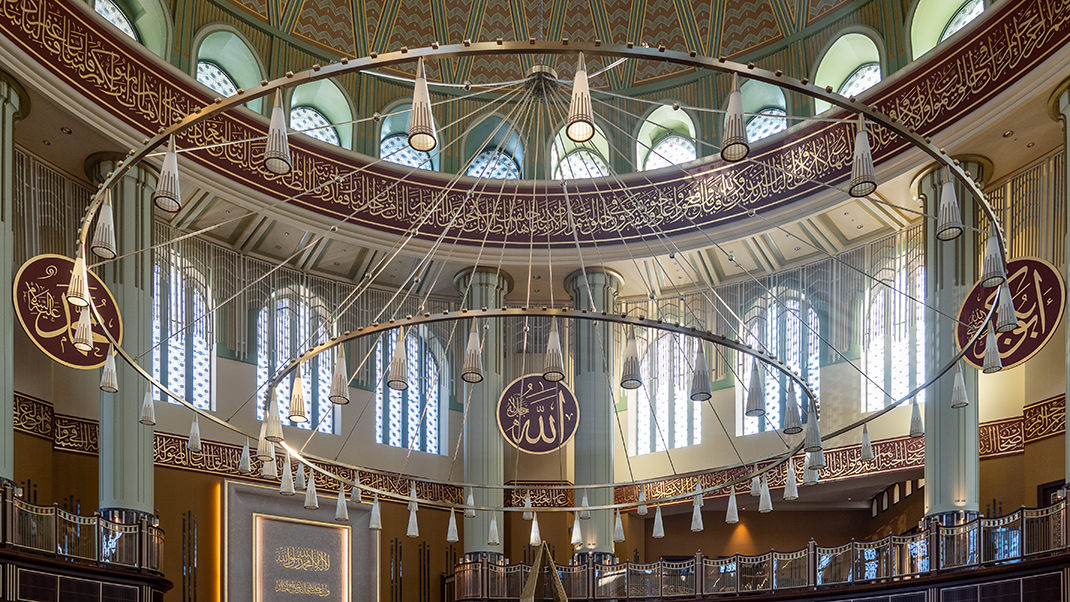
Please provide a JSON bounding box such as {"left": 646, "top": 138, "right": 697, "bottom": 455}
{"left": 194, "top": 29, "right": 265, "bottom": 112}
{"left": 637, "top": 105, "right": 698, "bottom": 170}
{"left": 92, "top": 0, "right": 170, "bottom": 58}
{"left": 464, "top": 115, "right": 523, "bottom": 179}
{"left": 379, "top": 104, "right": 438, "bottom": 170}
{"left": 911, "top": 0, "right": 985, "bottom": 58}
{"left": 256, "top": 287, "right": 336, "bottom": 434}
{"left": 374, "top": 328, "right": 442, "bottom": 454}
{"left": 812, "top": 32, "right": 883, "bottom": 113}
{"left": 633, "top": 329, "right": 702, "bottom": 456}
{"left": 151, "top": 249, "right": 212, "bottom": 410}
{"left": 738, "top": 291, "right": 821, "bottom": 435}
{"left": 289, "top": 80, "right": 353, "bottom": 148}
{"left": 551, "top": 124, "right": 610, "bottom": 179}
{"left": 741, "top": 80, "right": 788, "bottom": 142}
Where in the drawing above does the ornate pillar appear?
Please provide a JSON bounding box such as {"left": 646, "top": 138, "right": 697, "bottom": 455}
{"left": 564, "top": 267, "right": 623, "bottom": 558}
{"left": 1051, "top": 81, "right": 1070, "bottom": 489}
{"left": 454, "top": 268, "right": 512, "bottom": 557}
{"left": 918, "top": 157, "right": 989, "bottom": 524}
{"left": 0, "top": 73, "right": 28, "bottom": 483}
{"left": 85, "top": 154, "right": 156, "bottom": 521}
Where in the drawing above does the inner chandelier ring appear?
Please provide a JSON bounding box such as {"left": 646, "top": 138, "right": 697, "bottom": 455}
{"left": 77, "top": 41, "right": 1007, "bottom": 514}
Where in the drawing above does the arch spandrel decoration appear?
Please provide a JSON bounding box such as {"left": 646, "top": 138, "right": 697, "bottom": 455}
{"left": 8, "top": 0, "right": 1069, "bottom": 252}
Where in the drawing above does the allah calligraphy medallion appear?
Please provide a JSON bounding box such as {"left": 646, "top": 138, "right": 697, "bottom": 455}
{"left": 13, "top": 254, "right": 123, "bottom": 369}
{"left": 956, "top": 257, "right": 1064, "bottom": 370}
{"left": 496, "top": 375, "right": 579, "bottom": 454}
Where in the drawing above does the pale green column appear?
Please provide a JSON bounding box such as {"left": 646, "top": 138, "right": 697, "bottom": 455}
{"left": 86, "top": 155, "right": 156, "bottom": 520}
{"left": 564, "top": 267, "right": 622, "bottom": 557}
{"left": 1052, "top": 82, "right": 1070, "bottom": 489}
{"left": 0, "top": 73, "right": 28, "bottom": 483}
{"left": 454, "top": 268, "right": 512, "bottom": 556}
{"left": 920, "top": 158, "right": 988, "bottom": 523}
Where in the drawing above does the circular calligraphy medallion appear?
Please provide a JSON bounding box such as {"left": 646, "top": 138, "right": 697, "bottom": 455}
{"left": 956, "top": 257, "right": 1064, "bottom": 371}
{"left": 13, "top": 254, "right": 123, "bottom": 369}
{"left": 496, "top": 375, "right": 579, "bottom": 454}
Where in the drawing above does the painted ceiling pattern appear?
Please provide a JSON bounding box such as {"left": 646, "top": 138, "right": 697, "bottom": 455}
{"left": 245, "top": 0, "right": 855, "bottom": 86}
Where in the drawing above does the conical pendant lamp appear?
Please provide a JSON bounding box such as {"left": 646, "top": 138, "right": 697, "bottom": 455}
{"left": 264, "top": 91, "right": 292, "bottom": 175}
{"left": 139, "top": 386, "right": 156, "bottom": 426}
{"left": 369, "top": 495, "right": 382, "bottom": 530}
{"left": 784, "top": 459, "right": 799, "bottom": 501}
{"left": 99, "top": 346, "right": 118, "bottom": 393}
{"left": 950, "top": 362, "right": 969, "bottom": 409}
{"left": 571, "top": 512, "right": 583, "bottom": 545}
{"left": 238, "top": 438, "right": 251, "bottom": 474}
{"left": 388, "top": 328, "right": 410, "bottom": 391}
{"left": 995, "top": 283, "right": 1019, "bottom": 333}
{"left": 613, "top": 509, "right": 625, "bottom": 543}
{"left": 90, "top": 190, "right": 116, "bottom": 259}
{"left": 408, "top": 58, "right": 437, "bottom": 152}
{"left": 408, "top": 482, "right": 418, "bottom": 512}
{"left": 808, "top": 447, "right": 826, "bottom": 470}
{"left": 529, "top": 513, "right": 542, "bottom": 546}
{"left": 690, "top": 499, "right": 704, "bottom": 532}
{"left": 980, "top": 230, "right": 1007, "bottom": 289}
{"left": 689, "top": 343, "right": 712, "bottom": 401}
{"left": 782, "top": 383, "right": 803, "bottom": 435}
{"left": 289, "top": 372, "right": 308, "bottom": 423}
{"left": 803, "top": 405, "right": 822, "bottom": 452}
{"left": 721, "top": 74, "right": 748, "bottom": 162}
{"left": 620, "top": 328, "right": 641, "bottom": 390}
{"left": 73, "top": 307, "right": 94, "bottom": 352}
{"left": 262, "top": 444, "right": 277, "bottom": 478}
{"left": 744, "top": 359, "right": 765, "bottom": 417}
{"left": 256, "top": 422, "right": 272, "bottom": 461}
{"left": 352, "top": 484, "right": 362, "bottom": 504}
{"left": 652, "top": 505, "right": 665, "bottom": 538}
{"left": 335, "top": 486, "right": 349, "bottom": 522}
{"left": 909, "top": 399, "right": 925, "bottom": 437}
{"left": 522, "top": 490, "right": 533, "bottom": 521}
{"left": 860, "top": 424, "right": 874, "bottom": 462}
{"left": 304, "top": 472, "right": 319, "bottom": 510}
{"left": 296, "top": 463, "right": 306, "bottom": 491}
{"left": 636, "top": 486, "right": 648, "bottom": 516}
{"left": 566, "top": 53, "right": 594, "bottom": 143}
{"left": 265, "top": 390, "right": 284, "bottom": 442}
{"left": 725, "top": 486, "right": 739, "bottom": 523}
{"left": 579, "top": 491, "right": 591, "bottom": 520}
{"left": 849, "top": 114, "right": 877, "bottom": 197}
{"left": 936, "top": 173, "right": 964, "bottom": 241}
{"left": 153, "top": 136, "right": 182, "bottom": 213}
{"left": 187, "top": 415, "right": 202, "bottom": 452}
{"left": 408, "top": 507, "right": 420, "bottom": 537}
{"left": 543, "top": 319, "right": 565, "bottom": 382}
{"left": 329, "top": 347, "right": 350, "bottom": 404}
{"left": 487, "top": 516, "right": 500, "bottom": 546}
{"left": 758, "top": 476, "right": 773, "bottom": 513}
{"left": 460, "top": 323, "right": 484, "bottom": 384}
{"left": 464, "top": 490, "right": 476, "bottom": 518}
{"left": 67, "top": 254, "right": 91, "bottom": 308}
{"left": 280, "top": 453, "right": 295, "bottom": 495}
{"left": 750, "top": 474, "right": 761, "bottom": 497}
{"left": 446, "top": 508, "right": 459, "bottom": 543}
{"left": 983, "top": 323, "right": 1003, "bottom": 373}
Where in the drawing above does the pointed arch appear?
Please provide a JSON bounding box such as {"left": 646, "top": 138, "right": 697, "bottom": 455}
{"left": 909, "top": 0, "right": 986, "bottom": 59}
{"left": 288, "top": 79, "right": 355, "bottom": 149}
{"left": 635, "top": 103, "right": 699, "bottom": 171}
{"left": 192, "top": 25, "right": 267, "bottom": 113}
{"left": 811, "top": 29, "right": 885, "bottom": 113}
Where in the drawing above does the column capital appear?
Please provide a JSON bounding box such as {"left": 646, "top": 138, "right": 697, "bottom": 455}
{"left": 1047, "top": 76, "right": 1070, "bottom": 122}
{"left": 563, "top": 267, "right": 624, "bottom": 308}
{"left": 452, "top": 266, "right": 514, "bottom": 298}
{"left": 0, "top": 71, "right": 30, "bottom": 122}
{"left": 84, "top": 152, "right": 159, "bottom": 187}
{"left": 910, "top": 155, "right": 993, "bottom": 199}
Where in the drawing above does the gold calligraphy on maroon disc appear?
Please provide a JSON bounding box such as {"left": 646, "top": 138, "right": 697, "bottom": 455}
{"left": 956, "top": 257, "right": 1064, "bottom": 370}
{"left": 12, "top": 254, "right": 123, "bottom": 369}
{"left": 496, "top": 375, "right": 579, "bottom": 454}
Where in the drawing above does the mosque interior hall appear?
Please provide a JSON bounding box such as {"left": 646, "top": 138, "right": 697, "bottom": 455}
{"left": 1, "top": 0, "right": 1070, "bottom": 600}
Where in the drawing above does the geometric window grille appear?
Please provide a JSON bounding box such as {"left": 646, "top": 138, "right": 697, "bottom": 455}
{"left": 746, "top": 108, "right": 788, "bottom": 142}
{"left": 381, "top": 132, "right": 433, "bottom": 169}
{"left": 940, "top": 0, "right": 984, "bottom": 43}
{"left": 466, "top": 149, "right": 521, "bottom": 180}
{"left": 554, "top": 149, "right": 610, "bottom": 180}
{"left": 196, "top": 61, "right": 239, "bottom": 98}
{"left": 151, "top": 251, "right": 212, "bottom": 410}
{"left": 374, "top": 328, "right": 441, "bottom": 454}
{"left": 94, "top": 0, "right": 138, "bottom": 41}
{"left": 643, "top": 135, "right": 697, "bottom": 171}
{"left": 290, "top": 106, "right": 341, "bottom": 147}
{"left": 633, "top": 330, "right": 702, "bottom": 456}
{"left": 838, "top": 63, "right": 881, "bottom": 98}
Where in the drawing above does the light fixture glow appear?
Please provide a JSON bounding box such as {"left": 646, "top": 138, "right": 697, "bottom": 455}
{"left": 566, "top": 53, "right": 595, "bottom": 143}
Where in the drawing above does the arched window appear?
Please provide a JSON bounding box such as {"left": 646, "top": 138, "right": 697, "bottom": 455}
{"left": 194, "top": 29, "right": 265, "bottom": 112}
{"left": 256, "top": 287, "right": 336, "bottom": 434}
{"left": 911, "top": 0, "right": 985, "bottom": 58}
{"left": 463, "top": 115, "right": 523, "bottom": 179}
{"left": 374, "top": 328, "right": 442, "bottom": 453}
{"left": 863, "top": 232, "right": 926, "bottom": 412}
{"left": 637, "top": 105, "right": 698, "bottom": 170}
{"left": 741, "top": 79, "right": 789, "bottom": 142}
{"left": 467, "top": 150, "right": 521, "bottom": 179}
{"left": 93, "top": 0, "right": 170, "bottom": 58}
{"left": 746, "top": 108, "right": 788, "bottom": 141}
{"left": 738, "top": 291, "right": 821, "bottom": 435}
{"left": 633, "top": 329, "right": 702, "bottom": 456}
{"left": 379, "top": 105, "right": 438, "bottom": 170}
{"left": 551, "top": 124, "right": 610, "bottom": 179}
{"left": 289, "top": 80, "right": 353, "bottom": 148}
{"left": 196, "top": 61, "right": 238, "bottom": 98}
{"left": 94, "top": 0, "right": 138, "bottom": 41}
{"left": 151, "top": 248, "right": 212, "bottom": 410}
{"left": 812, "top": 32, "right": 882, "bottom": 113}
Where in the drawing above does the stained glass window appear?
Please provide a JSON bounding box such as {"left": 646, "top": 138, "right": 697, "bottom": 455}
{"left": 940, "top": 0, "right": 984, "bottom": 42}
{"left": 643, "top": 135, "right": 697, "bottom": 171}
{"left": 380, "top": 132, "right": 432, "bottom": 169}
{"left": 95, "top": 0, "right": 138, "bottom": 41}
{"left": 554, "top": 149, "right": 610, "bottom": 180}
{"left": 195, "top": 61, "right": 239, "bottom": 98}
{"left": 466, "top": 149, "right": 521, "bottom": 179}
{"left": 256, "top": 288, "right": 335, "bottom": 434}
{"left": 290, "top": 106, "right": 340, "bottom": 146}
{"left": 374, "top": 328, "right": 441, "bottom": 453}
{"left": 151, "top": 251, "right": 212, "bottom": 410}
{"left": 739, "top": 294, "right": 821, "bottom": 435}
{"left": 838, "top": 63, "right": 881, "bottom": 98}
{"left": 633, "top": 331, "right": 702, "bottom": 456}
{"left": 746, "top": 108, "right": 788, "bottom": 142}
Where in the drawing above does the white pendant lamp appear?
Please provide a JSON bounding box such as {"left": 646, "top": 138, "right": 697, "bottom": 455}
{"left": 329, "top": 347, "right": 350, "bottom": 404}
{"left": 936, "top": 174, "right": 964, "bottom": 241}
{"left": 406, "top": 509, "right": 418, "bottom": 538}
{"left": 408, "top": 482, "right": 418, "bottom": 512}
{"left": 636, "top": 487, "right": 648, "bottom": 516}
{"left": 139, "top": 386, "right": 156, "bottom": 426}
{"left": 335, "top": 486, "right": 349, "bottom": 522}
{"left": 620, "top": 329, "right": 641, "bottom": 390}
{"left": 950, "top": 362, "right": 969, "bottom": 409}
{"left": 725, "top": 486, "right": 739, "bottom": 524}
{"left": 909, "top": 399, "right": 925, "bottom": 438}
{"left": 983, "top": 323, "right": 1003, "bottom": 373}
{"left": 99, "top": 346, "right": 118, "bottom": 393}
{"left": 296, "top": 463, "right": 306, "bottom": 491}
{"left": 369, "top": 495, "right": 382, "bottom": 530}
{"left": 446, "top": 508, "right": 459, "bottom": 543}
{"left": 288, "top": 372, "right": 308, "bottom": 423}
{"left": 565, "top": 53, "right": 595, "bottom": 143}
{"left": 304, "top": 472, "right": 319, "bottom": 510}
{"left": 750, "top": 474, "right": 761, "bottom": 497}
{"left": 860, "top": 424, "right": 874, "bottom": 462}
{"left": 90, "top": 190, "right": 117, "bottom": 259}
{"left": 387, "top": 328, "right": 410, "bottom": 391}
{"left": 73, "top": 307, "right": 94, "bottom": 352}
{"left": 782, "top": 383, "right": 803, "bottom": 435}
{"left": 460, "top": 324, "right": 484, "bottom": 384}
{"left": 980, "top": 230, "right": 1007, "bottom": 288}
{"left": 153, "top": 136, "right": 182, "bottom": 213}
{"left": 652, "top": 505, "right": 665, "bottom": 538}
{"left": 408, "top": 58, "right": 438, "bottom": 152}
{"left": 690, "top": 499, "right": 704, "bottom": 532}
{"left": 849, "top": 114, "right": 877, "bottom": 197}
{"left": 187, "top": 415, "right": 202, "bottom": 452}
{"left": 67, "top": 254, "right": 91, "bottom": 307}
{"left": 255, "top": 422, "right": 272, "bottom": 461}
{"left": 529, "top": 513, "right": 542, "bottom": 546}
{"left": 522, "top": 491, "right": 533, "bottom": 521}
{"left": 721, "top": 74, "right": 748, "bottom": 162}
{"left": 803, "top": 462, "right": 819, "bottom": 486}
{"left": 744, "top": 359, "right": 765, "bottom": 417}
{"left": 265, "top": 390, "right": 284, "bottom": 442}
{"left": 758, "top": 476, "right": 773, "bottom": 513}
{"left": 487, "top": 516, "right": 500, "bottom": 546}
{"left": 689, "top": 343, "right": 712, "bottom": 402}
{"left": 613, "top": 509, "right": 625, "bottom": 543}
{"left": 264, "top": 91, "right": 292, "bottom": 175}
{"left": 262, "top": 445, "right": 278, "bottom": 479}
{"left": 808, "top": 447, "right": 826, "bottom": 470}
{"left": 694, "top": 479, "right": 705, "bottom": 507}
{"left": 579, "top": 491, "right": 591, "bottom": 520}
{"left": 803, "top": 405, "right": 822, "bottom": 453}
{"left": 543, "top": 319, "right": 565, "bottom": 382}
{"left": 352, "top": 485, "right": 363, "bottom": 504}
{"left": 571, "top": 512, "right": 584, "bottom": 545}
{"left": 995, "top": 283, "right": 1019, "bottom": 333}
{"left": 464, "top": 491, "right": 476, "bottom": 518}
{"left": 238, "top": 438, "right": 251, "bottom": 474}
{"left": 783, "top": 460, "right": 799, "bottom": 501}
{"left": 280, "top": 452, "right": 295, "bottom": 495}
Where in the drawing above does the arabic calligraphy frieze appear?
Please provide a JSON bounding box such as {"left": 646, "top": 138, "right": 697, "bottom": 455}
{"left": 13, "top": 392, "right": 53, "bottom": 439}
{"left": 53, "top": 415, "right": 98, "bottom": 455}
{"left": 505, "top": 481, "right": 574, "bottom": 507}
{"left": 12, "top": 255, "right": 123, "bottom": 369}
{"left": 1024, "top": 395, "right": 1065, "bottom": 443}
{"left": 497, "top": 375, "right": 579, "bottom": 454}
{"left": 956, "top": 258, "right": 1065, "bottom": 370}
{"left": 979, "top": 418, "right": 1024, "bottom": 457}
{"left": 275, "top": 546, "right": 330, "bottom": 572}
{"left": 274, "top": 579, "right": 330, "bottom": 597}
{"left": 2, "top": 0, "right": 1069, "bottom": 246}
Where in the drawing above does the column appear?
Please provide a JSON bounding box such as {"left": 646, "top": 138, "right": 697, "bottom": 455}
{"left": 0, "top": 72, "right": 28, "bottom": 483}
{"left": 454, "top": 268, "right": 512, "bottom": 557}
{"left": 1051, "top": 82, "right": 1070, "bottom": 489}
{"left": 564, "top": 267, "right": 623, "bottom": 558}
{"left": 86, "top": 154, "right": 156, "bottom": 521}
{"left": 919, "top": 157, "right": 989, "bottom": 524}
